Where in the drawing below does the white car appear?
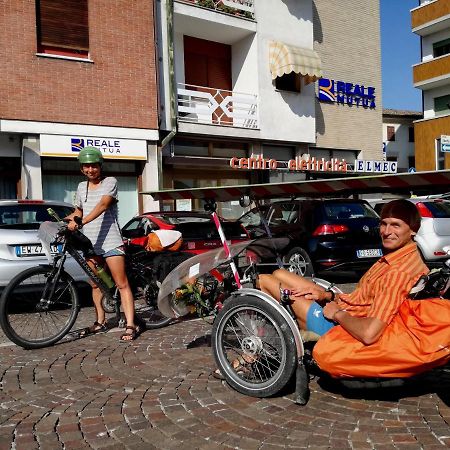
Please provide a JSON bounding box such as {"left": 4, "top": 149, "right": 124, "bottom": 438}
{"left": 372, "top": 197, "right": 450, "bottom": 268}
{"left": 0, "top": 199, "right": 88, "bottom": 290}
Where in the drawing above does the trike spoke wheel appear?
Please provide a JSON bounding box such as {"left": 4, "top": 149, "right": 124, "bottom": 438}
{"left": 212, "top": 295, "right": 297, "bottom": 398}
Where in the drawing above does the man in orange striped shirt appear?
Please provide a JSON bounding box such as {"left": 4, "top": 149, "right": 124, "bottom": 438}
{"left": 259, "top": 199, "right": 429, "bottom": 345}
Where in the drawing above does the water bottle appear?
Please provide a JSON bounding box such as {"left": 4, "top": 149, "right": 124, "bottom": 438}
{"left": 95, "top": 262, "right": 115, "bottom": 289}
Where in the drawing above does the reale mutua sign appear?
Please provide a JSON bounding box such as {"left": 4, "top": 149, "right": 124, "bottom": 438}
{"left": 318, "top": 78, "right": 376, "bottom": 109}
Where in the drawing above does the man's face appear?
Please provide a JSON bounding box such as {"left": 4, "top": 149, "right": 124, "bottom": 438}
{"left": 81, "top": 163, "right": 101, "bottom": 180}
{"left": 379, "top": 217, "right": 415, "bottom": 252}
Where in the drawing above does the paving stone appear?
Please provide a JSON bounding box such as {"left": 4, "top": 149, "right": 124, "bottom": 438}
{"left": 0, "top": 311, "right": 448, "bottom": 449}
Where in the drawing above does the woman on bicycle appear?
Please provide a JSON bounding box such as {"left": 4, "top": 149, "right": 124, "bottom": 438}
{"left": 66, "top": 146, "right": 143, "bottom": 341}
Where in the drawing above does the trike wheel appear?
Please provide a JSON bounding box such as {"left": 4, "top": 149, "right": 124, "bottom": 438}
{"left": 212, "top": 295, "right": 297, "bottom": 398}
{"left": 133, "top": 282, "right": 172, "bottom": 329}
{"left": 284, "top": 247, "right": 314, "bottom": 277}
{"left": 0, "top": 266, "right": 79, "bottom": 349}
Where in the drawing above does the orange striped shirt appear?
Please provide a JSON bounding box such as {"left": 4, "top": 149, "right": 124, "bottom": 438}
{"left": 337, "top": 242, "right": 428, "bottom": 324}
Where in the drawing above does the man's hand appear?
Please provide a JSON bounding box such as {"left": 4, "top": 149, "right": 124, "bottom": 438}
{"left": 67, "top": 219, "right": 80, "bottom": 232}
{"left": 323, "top": 301, "right": 342, "bottom": 320}
{"left": 290, "top": 285, "right": 330, "bottom": 303}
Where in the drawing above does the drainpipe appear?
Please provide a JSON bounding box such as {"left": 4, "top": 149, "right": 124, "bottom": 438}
{"left": 159, "top": 0, "right": 177, "bottom": 179}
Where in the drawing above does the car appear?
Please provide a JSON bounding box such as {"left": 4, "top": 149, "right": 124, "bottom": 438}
{"left": 121, "top": 211, "right": 249, "bottom": 254}
{"left": 238, "top": 198, "right": 382, "bottom": 276}
{"left": 371, "top": 197, "right": 450, "bottom": 268}
{"left": 0, "top": 199, "right": 88, "bottom": 290}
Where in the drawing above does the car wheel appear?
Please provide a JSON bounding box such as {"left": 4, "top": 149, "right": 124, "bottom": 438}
{"left": 284, "top": 247, "right": 314, "bottom": 277}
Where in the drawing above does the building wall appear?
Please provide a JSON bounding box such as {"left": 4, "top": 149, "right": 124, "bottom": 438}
{"left": 382, "top": 113, "right": 421, "bottom": 171}
{"left": 415, "top": 115, "right": 450, "bottom": 170}
{"left": 313, "top": 0, "right": 383, "bottom": 160}
{"left": 1, "top": 0, "right": 158, "bottom": 130}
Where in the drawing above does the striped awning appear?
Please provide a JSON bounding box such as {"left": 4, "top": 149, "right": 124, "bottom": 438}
{"left": 269, "top": 41, "right": 322, "bottom": 83}
{"left": 142, "top": 170, "right": 450, "bottom": 203}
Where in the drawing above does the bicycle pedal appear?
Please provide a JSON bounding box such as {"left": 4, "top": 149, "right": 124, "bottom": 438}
{"left": 118, "top": 319, "right": 126, "bottom": 328}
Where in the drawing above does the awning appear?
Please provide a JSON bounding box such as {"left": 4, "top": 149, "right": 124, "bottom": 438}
{"left": 269, "top": 41, "right": 322, "bottom": 83}
{"left": 142, "top": 170, "right": 450, "bottom": 203}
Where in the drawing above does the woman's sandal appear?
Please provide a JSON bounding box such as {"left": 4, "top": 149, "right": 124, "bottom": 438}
{"left": 212, "top": 354, "right": 257, "bottom": 380}
{"left": 79, "top": 321, "right": 107, "bottom": 337}
{"left": 119, "top": 324, "right": 143, "bottom": 342}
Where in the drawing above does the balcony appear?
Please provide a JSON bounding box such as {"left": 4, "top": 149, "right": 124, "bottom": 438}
{"left": 413, "top": 54, "right": 450, "bottom": 89}
{"left": 177, "top": 83, "right": 258, "bottom": 129}
{"left": 411, "top": 0, "right": 450, "bottom": 36}
{"left": 178, "top": 0, "right": 254, "bottom": 19}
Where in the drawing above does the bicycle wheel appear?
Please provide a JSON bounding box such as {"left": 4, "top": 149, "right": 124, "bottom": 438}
{"left": 133, "top": 281, "right": 172, "bottom": 329}
{"left": 212, "top": 295, "right": 297, "bottom": 398}
{"left": 0, "top": 266, "right": 79, "bottom": 349}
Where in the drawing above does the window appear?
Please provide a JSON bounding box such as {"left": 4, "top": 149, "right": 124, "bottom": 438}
{"left": 436, "top": 138, "right": 445, "bottom": 170}
{"left": 408, "top": 126, "right": 415, "bottom": 142}
{"left": 434, "top": 94, "right": 450, "bottom": 116}
{"left": 408, "top": 156, "right": 415, "bottom": 168}
{"left": 433, "top": 38, "right": 450, "bottom": 58}
{"left": 275, "top": 72, "right": 301, "bottom": 93}
{"left": 387, "top": 126, "right": 396, "bottom": 141}
{"left": 36, "top": 0, "right": 89, "bottom": 58}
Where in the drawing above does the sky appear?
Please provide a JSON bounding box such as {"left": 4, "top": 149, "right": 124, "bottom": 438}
{"left": 380, "top": 0, "right": 422, "bottom": 112}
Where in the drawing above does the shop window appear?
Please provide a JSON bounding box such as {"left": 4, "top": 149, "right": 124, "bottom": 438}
{"left": 434, "top": 94, "right": 450, "bottom": 116}
{"left": 433, "top": 38, "right": 450, "bottom": 58}
{"left": 36, "top": 0, "right": 89, "bottom": 58}
{"left": 387, "top": 126, "right": 396, "bottom": 141}
{"left": 275, "top": 72, "right": 301, "bottom": 93}
{"left": 408, "top": 126, "right": 415, "bottom": 142}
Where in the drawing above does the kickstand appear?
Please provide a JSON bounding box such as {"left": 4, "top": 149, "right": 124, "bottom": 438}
{"left": 294, "top": 359, "right": 310, "bottom": 405}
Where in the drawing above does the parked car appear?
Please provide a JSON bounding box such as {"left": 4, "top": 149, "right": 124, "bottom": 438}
{"left": 121, "top": 211, "right": 249, "bottom": 254}
{"left": 238, "top": 199, "right": 382, "bottom": 276}
{"left": 372, "top": 197, "right": 450, "bottom": 268}
{"left": 0, "top": 199, "right": 87, "bottom": 290}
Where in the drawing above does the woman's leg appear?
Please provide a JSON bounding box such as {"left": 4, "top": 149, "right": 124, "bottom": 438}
{"left": 87, "top": 258, "right": 106, "bottom": 326}
{"left": 105, "top": 255, "right": 137, "bottom": 337}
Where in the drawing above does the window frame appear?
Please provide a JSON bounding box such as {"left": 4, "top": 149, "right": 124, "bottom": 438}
{"left": 36, "top": 0, "right": 90, "bottom": 59}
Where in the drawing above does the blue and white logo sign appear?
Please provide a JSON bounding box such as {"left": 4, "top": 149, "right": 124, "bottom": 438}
{"left": 318, "top": 78, "right": 376, "bottom": 109}
{"left": 40, "top": 135, "right": 147, "bottom": 160}
{"left": 441, "top": 135, "right": 450, "bottom": 152}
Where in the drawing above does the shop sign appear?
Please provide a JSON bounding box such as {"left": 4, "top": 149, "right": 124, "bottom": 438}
{"left": 318, "top": 78, "right": 376, "bottom": 109}
{"left": 441, "top": 135, "right": 450, "bottom": 152}
{"left": 39, "top": 135, "right": 147, "bottom": 160}
{"left": 230, "top": 156, "right": 348, "bottom": 173}
{"left": 354, "top": 160, "right": 397, "bottom": 174}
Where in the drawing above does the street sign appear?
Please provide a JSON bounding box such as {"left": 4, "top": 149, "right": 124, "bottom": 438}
{"left": 408, "top": 167, "right": 416, "bottom": 173}
{"left": 441, "top": 135, "right": 450, "bottom": 152}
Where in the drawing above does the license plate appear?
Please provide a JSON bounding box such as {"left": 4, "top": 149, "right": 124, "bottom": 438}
{"left": 356, "top": 248, "right": 382, "bottom": 258}
{"left": 15, "top": 244, "right": 62, "bottom": 257}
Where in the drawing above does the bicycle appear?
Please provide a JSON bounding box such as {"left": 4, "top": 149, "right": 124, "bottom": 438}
{"left": 0, "top": 209, "right": 189, "bottom": 349}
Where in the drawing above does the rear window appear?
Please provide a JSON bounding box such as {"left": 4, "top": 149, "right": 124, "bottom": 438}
{"left": 323, "top": 202, "right": 378, "bottom": 220}
{"left": 153, "top": 214, "right": 211, "bottom": 225}
{"left": 0, "top": 204, "right": 73, "bottom": 228}
{"left": 423, "top": 201, "right": 450, "bottom": 218}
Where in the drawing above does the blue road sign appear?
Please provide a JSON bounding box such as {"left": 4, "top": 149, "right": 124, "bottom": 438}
{"left": 441, "top": 143, "right": 450, "bottom": 152}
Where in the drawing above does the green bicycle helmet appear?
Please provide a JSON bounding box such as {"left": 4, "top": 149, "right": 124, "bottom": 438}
{"left": 77, "top": 146, "right": 103, "bottom": 165}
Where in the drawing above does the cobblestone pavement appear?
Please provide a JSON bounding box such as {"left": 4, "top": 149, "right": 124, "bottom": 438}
{"left": 0, "top": 302, "right": 449, "bottom": 449}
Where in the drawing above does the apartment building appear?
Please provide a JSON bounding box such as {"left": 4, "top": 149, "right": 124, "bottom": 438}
{"left": 156, "top": 0, "right": 383, "bottom": 214}
{"left": 313, "top": 0, "right": 383, "bottom": 164}
{"left": 411, "top": 0, "right": 450, "bottom": 172}
{"left": 383, "top": 109, "right": 423, "bottom": 172}
{"left": 0, "top": 1, "right": 160, "bottom": 224}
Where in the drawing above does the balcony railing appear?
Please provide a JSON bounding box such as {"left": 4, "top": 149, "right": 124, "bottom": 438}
{"left": 179, "top": 0, "right": 254, "bottom": 19}
{"left": 411, "top": 0, "right": 450, "bottom": 34}
{"left": 177, "top": 83, "right": 258, "bottom": 129}
{"left": 413, "top": 54, "right": 450, "bottom": 88}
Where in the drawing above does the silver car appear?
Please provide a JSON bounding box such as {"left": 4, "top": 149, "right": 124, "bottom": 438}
{"left": 0, "top": 199, "right": 87, "bottom": 290}
{"left": 372, "top": 197, "right": 450, "bottom": 268}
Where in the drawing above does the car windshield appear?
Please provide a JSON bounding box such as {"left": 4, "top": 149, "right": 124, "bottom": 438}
{"left": 324, "top": 202, "right": 378, "bottom": 219}
{"left": 0, "top": 204, "right": 73, "bottom": 229}
{"left": 423, "top": 200, "right": 450, "bottom": 218}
